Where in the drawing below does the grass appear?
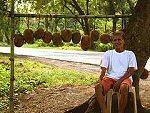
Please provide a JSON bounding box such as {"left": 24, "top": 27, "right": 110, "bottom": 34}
{"left": 0, "top": 53, "right": 98, "bottom": 111}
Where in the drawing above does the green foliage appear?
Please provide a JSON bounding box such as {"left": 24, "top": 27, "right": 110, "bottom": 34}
{"left": 0, "top": 0, "right": 7, "bottom": 13}
{"left": 22, "top": 39, "right": 82, "bottom": 50}
{"left": 1, "top": 0, "right": 138, "bottom": 45}
{"left": 0, "top": 0, "right": 10, "bottom": 44}
{"left": 0, "top": 0, "right": 7, "bottom": 27}
{"left": 0, "top": 64, "right": 10, "bottom": 97}
{"left": 95, "top": 42, "right": 113, "bottom": 52}
{"left": 14, "top": 0, "right": 137, "bottom": 34}
{"left": 0, "top": 42, "right": 10, "bottom": 47}
{"left": 20, "top": 0, "right": 137, "bottom": 15}
{"left": 0, "top": 53, "right": 97, "bottom": 110}
{"left": 0, "top": 54, "right": 97, "bottom": 93}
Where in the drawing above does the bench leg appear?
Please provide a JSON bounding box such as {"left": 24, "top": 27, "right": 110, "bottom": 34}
{"left": 107, "top": 90, "right": 113, "bottom": 113}
{"left": 132, "top": 88, "right": 137, "bottom": 113}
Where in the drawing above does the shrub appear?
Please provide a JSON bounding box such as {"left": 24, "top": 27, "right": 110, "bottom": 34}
{"left": 95, "top": 42, "right": 113, "bottom": 52}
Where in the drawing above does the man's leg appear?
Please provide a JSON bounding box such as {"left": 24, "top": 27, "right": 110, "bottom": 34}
{"left": 95, "top": 77, "right": 115, "bottom": 113}
{"left": 118, "top": 83, "right": 129, "bottom": 113}
{"left": 95, "top": 83, "right": 108, "bottom": 113}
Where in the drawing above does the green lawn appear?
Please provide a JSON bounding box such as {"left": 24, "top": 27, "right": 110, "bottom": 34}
{"left": 0, "top": 53, "right": 97, "bottom": 111}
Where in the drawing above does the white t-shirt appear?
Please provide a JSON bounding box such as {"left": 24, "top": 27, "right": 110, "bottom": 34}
{"left": 100, "top": 49, "right": 137, "bottom": 80}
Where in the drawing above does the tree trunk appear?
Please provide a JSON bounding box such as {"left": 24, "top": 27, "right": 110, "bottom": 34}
{"left": 125, "top": 1, "right": 150, "bottom": 112}
{"left": 64, "top": 0, "right": 150, "bottom": 113}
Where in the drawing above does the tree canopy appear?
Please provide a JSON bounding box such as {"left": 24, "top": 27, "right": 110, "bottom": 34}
{"left": 0, "top": 0, "right": 139, "bottom": 41}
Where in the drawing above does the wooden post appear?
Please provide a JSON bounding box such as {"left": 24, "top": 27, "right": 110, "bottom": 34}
{"left": 9, "top": 0, "right": 15, "bottom": 113}
{"left": 8, "top": 13, "right": 131, "bottom": 19}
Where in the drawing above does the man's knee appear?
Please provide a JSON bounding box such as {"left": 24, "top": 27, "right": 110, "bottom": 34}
{"left": 120, "top": 84, "right": 129, "bottom": 94}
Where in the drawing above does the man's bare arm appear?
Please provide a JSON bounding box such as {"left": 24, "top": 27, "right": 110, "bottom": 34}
{"left": 113, "top": 67, "right": 136, "bottom": 91}
{"left": 99, "top": 67, "right": 107, "bottom": 81}
{"left": 119, "top": 67, "right": 136, "bottom": 83}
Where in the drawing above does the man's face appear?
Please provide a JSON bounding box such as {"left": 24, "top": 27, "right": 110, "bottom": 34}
{"left": 112, "top": 35, "right": 125, "bottom": 49}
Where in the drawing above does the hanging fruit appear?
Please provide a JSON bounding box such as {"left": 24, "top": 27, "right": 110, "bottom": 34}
{"left": 90, "top": 18, "right": 99, "bottom": 42}
{"left": 61, "top": 29, "right": 72, "bottom": 42}
{"left": 14, "top": 34, "right": 24, "bottom": 47}
{"left": 43, "top": 31, "right": 52, "bottom": 43}
{"left": 61, "top": 18, "right": 72, "bottom": 42}
{"left": 81, "top": 35, "right": 92, "bottom": 51}
{"left": 90, "top": 30, "right": 99, "bottom": 41}
{"left": 33, "top": 16, "right": 45, "bottom": 40}
{"left": 52, "top": 32, "right": 62, "bottom": 46}
{"left": 42, "top": 17, "right": 52, "bottom": 43}
{"left": 14, "top": 17, "right": 24, "bottom": 47}
{"left": 34, "top": 28, "right": 45, "bottom": 39}
{"left": 23, "top": 17, "right": 34, "bottom": 44}
{"left": 72, "top": 30, "right": 81, "bottom": 44}
{"left": 99, "top": 34, "right": 111, "bottom": 44}
{"left": 71, "top": 19, "right": 81, "bottom": 44}
{"left": 23, "top": 29, "right": 34, "bottom": 44}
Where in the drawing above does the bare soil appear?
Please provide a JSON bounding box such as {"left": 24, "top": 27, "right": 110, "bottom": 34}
{"left": 14, "top": 56, "right": 150, "bottom": 113}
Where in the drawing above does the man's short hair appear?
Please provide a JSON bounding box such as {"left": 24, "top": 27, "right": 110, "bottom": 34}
{"left": 112, "top": 31, "right": 125, "bottom": 40}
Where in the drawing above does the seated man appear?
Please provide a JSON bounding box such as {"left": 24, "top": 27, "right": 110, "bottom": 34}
{"left": 95, "top": 31, "right": 137, "bottom": 113}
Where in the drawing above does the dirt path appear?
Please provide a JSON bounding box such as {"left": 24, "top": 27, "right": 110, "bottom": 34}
{"left": 14, "top": 56, "right": 150, "bottom": 113}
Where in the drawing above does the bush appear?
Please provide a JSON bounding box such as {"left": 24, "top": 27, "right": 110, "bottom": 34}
{"left": 95, "top": 42, "right": 113, "bottom": 52}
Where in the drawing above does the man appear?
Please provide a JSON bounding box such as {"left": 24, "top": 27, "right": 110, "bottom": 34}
{"left": 95, "top": 31, "right": 137, "bottom": 113}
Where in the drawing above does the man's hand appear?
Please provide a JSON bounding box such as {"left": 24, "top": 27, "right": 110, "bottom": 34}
{"left": 113, "top": 80, "right": 122, "bottom": 92}
{"left": 99, "top": 67, "right": 106, "bottom": 81}
{"left": 113, "top": 67, "right": 135, "bottom": 92}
